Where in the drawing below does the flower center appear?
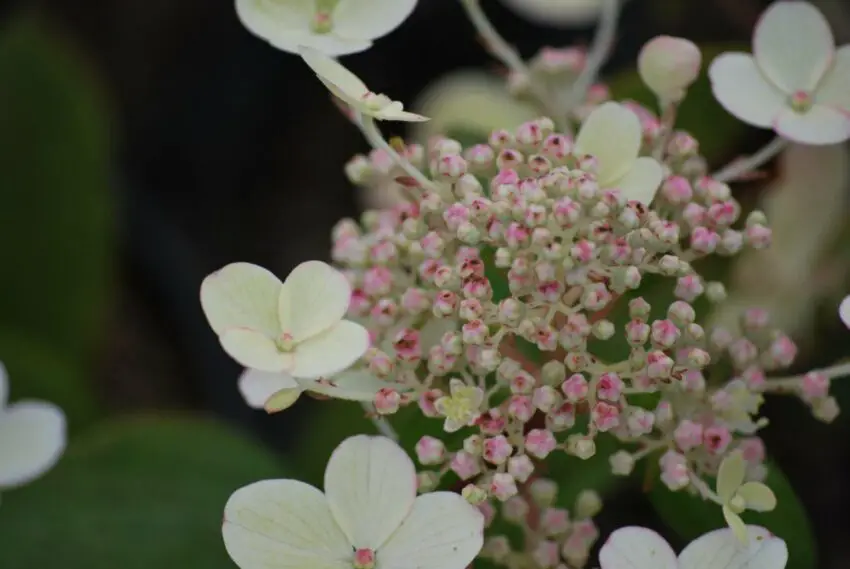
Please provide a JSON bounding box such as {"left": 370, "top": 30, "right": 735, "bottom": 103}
{"left": 353, "top": 548, "right": 376, "bottom": 569}
{"left": 310, "top": 10, "right": 334, "bottom": 34}
{"left": 789, "top": 90, "right": 813, "bottom": 113}
{"left": 276, "top": 332, "right": 295, "bottom": 352}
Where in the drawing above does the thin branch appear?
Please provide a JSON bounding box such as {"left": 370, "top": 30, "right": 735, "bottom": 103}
{"left": 712, "top": 136, "right": 787, "bottom": 183}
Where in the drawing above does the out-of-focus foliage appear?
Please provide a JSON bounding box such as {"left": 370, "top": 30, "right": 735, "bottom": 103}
{"left": 0, "top": 417, "right": 285, "bottom": 569}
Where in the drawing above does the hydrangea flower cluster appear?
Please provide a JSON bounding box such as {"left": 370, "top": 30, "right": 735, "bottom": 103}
{"left": 203, "top": 1, "right": 850, "bottom": 568}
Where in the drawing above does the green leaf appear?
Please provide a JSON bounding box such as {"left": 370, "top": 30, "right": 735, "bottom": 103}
{"left": 607, "top": 43, "right": 749, "bottom": 163}
{"left": 648, "top": 459, "right": 816, "bottom": 569}
{"left": 0, "top": 415, "right": 286, "bottom": 569}
{"left": 0, "top": 14, "right": 113, "bottom": 364}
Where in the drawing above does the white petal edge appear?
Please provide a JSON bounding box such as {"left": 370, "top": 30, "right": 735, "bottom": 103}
{"left": 753, "top": 0, "right": 834, "bottom": 94}
{"left": 678, "top": 526, "right": 788, "bottom": 569}
{"left": 722, "top": 506, "right": 749, "bottom": 544}
{"left": 300, "top": 46, "right": 369, "bottom": 107}
{"left": 498, "top": 0, "right": 606, "bottom": 27}
{"left": 221, "top": 328, "right": 294, "bottom": 373}
{"left": 774, "top": 105, "right": 850, "bottom": 145}
{"left": 290, "top": 320, "right": 370, "bottom": 379}
{"left": 331, "top": 0, "right": 418, "bottom": 42}
{"left": 599, "top": 527, "right": 678, "bottom": 569}
{"left": 575, "top": 102, "right": 642, "bottom": 186}
{"left": 0, "top": 361, "right": 7, "bottom": 407}
{"left": 736, "top": 482, "right": 776, "bottom": 512}
{"left": 201, "top": 262, "right": 282, "bottom": 337}
{"left": 375, "top": 102, "right": 430, "bottom": 123}
{"left": 377, "top": 492, "right": 485, "bottom": 569}
{"left": 278, "top": 261, "right": 352, "bottom": 343}
{"left": 238, "top": 368, "right": 299, "bottom": 409}
{"left": 0, "top": 401, "right": 66, "bottom": 488}
{"left": 223, "top": 479, "right": 352, "bottom": 569}
{"left": 708, "top": 53, "right": 785, "bottom": 128}
{"left": 816, "top": 45, "right": 850, "bottom": 112}
{"left": 613, "top": 157, "right": 663, "bottom": 206}
{"left": 305, "top": 370, "right": 392, "bottom": 401}
{"left": 840, "top": 295, "right": 850, "bottom": 329}
{"left": 324, "top": 435, "right": 417, "bottom": 550}
{"left": 717, "top": 452, "right": 746, "bottom": 502}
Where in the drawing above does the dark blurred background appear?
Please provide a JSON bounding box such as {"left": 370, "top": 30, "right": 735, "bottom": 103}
{"left": 0, "top": 0, "right": 848, "bottom": 567}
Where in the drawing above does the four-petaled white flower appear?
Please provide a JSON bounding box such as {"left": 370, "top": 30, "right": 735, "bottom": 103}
{"left": 237, "top": 0, "right": 418, "bottom": 57}
{"left": 716, "top": 451, "right": 777, "bottom": 542}
{"left": 574, "top": 102, "right": 664, "bottom": 205}
{"left": 201, "top": 261, "right": 370, "bottom": 378}
{"left": 238, "top": 368, "right": 393, "bottom": 413}
{"left": 709, "top": 1, "right": 850, "bottom": 145}
{"left": 434, "top": 378, "right": 484, "bottom": 433}
{"left": 300, "top": 46, "right": 429, "bottom": 122}
{"left": 0, "top": 362, "right": 66, "bottom": 493}
{"left": 600, "top": 525, "right": 788, "bottom": 569}
{"left": 223, "top": 435, "right": 485, "bottom": 569}
{"left": 840, "top": 295, "right": 850, "bottom": 329}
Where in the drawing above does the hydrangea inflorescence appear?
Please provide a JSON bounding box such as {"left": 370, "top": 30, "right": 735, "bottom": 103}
{"left": 201, "top": 1, "right": 850, "bottom": 568}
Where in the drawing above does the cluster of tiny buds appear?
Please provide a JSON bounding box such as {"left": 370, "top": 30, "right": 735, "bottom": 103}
{"left": 333, "top": 98, "right": 840, "bottom": 542}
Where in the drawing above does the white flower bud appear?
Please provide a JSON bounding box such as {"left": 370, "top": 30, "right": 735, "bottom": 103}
{"left": 609, "top": 450, "right": 635, "bottom": 476}
{"left": 638, "top": 36, "right": 702, "bottom": 103}
{"left": 574, "top": 489, "right": 603, "bottom": 519}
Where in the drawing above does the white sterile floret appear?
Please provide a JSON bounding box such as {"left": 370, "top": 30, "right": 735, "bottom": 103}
{"left": 600, "top": 525, "right": 788, "bottom": 569}
{"left": 0, "top": 362, "right": 66, "bottom": 492}
{"left": 237, "top": 0, "right": 418, "bottom": 57}
{"left": 223, "top": 435, "right": 485, "bottom": 569}
{"left": 200, "top": 261, "right": 370, "bottom": 378}
{"left": 238, "top": 368, "right": 393, "bottom": 413}
{"left": 498, "top": 0, "right": 611, "bottom": 27}
{"left": 574, "top": 102, "right": 664, "bottom": 205}
{"left": 840, "top": 295, "right": 850, "bottom": 329}
{"left": 300, "top": 46, "right": 429, "bottom": 122}
{"left": 716, "top": 451, "right": 777, "bottom": 542}
{"left": 709, "top": 1, "right": 850, "bottom": 145}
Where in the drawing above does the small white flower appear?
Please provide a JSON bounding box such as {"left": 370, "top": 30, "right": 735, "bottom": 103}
{"left": 840, "top": 295, "right": 850, "bottom": 329}
{"left": 238, "top": 368, "right": 393, "bottom": 413}
{"left": 299, "top": 46, "right": 429, "bottom": 122}
{"left": 223, "top": 435, "right": 485, "bottom": 569}
{"left": 0, "top": 362, "right": 66, "bottom": 492}
{"left": 498, "top": 0, "right": 612, "bottom": 27}
{"left": 709, "top": 1, "right": 850, "bottom": 145}
{"left": 200, "top": 261, "right": 369, "bottom": 378}
{"left": 716, "top": 451, "right": 777, "bottom": 542}
{"left": 237, "top": 0, "right": 418, "bottom": 57}
{"left": 434, "top": 378, "right": 484, "bottom": 433}
{"left": 574, "top": 102, "right": 664, "bottom": 205}
{"left": 600, "top": 525, "right": 788, "bottom": 569}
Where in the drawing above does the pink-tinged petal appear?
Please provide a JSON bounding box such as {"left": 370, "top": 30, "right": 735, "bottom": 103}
{"left": 324, "top": 435, "right": 417, "bottom": 550}
{"left": 378, "top": 492, "right": 485, "bottom": 569}
{"left": 599, "top": 527, "right": 678, "bottom": 569}
{"left": 841, "top": 295, "right": 850, "bottom": 329}
{"left": 201, "top": 262, "right": 282, "bottom": 337}
{"left": 774, "top": 105, "right": 850, "bottom": 145}
{"left": 614, "top": 157, "right": 663, "bottom": 206}
{"left": 0, "top": 401, "right": 66, "bottom": 488}
{"left": 816, "top": 45, "right": 850, "bottom": 112}
{"left": 575, "top": 102, "right": 642, "bottom": 186}
{"left": 220, "top": 328, "right": 294, "bottom": 373}
{"left": 278, "top": 261, "right": 352, "bottom": 343}
{"left": 306, "top": 370, "right": 391, "bottom": 401}
{"left": 753, "top": 1, "right": 834, "bottom": 94}
{"left": 678, "top": 526, "right": 788, "bottom": 569}
{"left": 290, "top": 320, "right": 370, "bottom": 379}
{"left": 332, "top": 0, "right": 418, "bottom": 41}
{"left": 708, "top": 52, "right": 785, "bottom": 128}
{"left": 238, "top": 368, "right": 299, "bottom": 409}
{"left": 223, "top": 479, "right": 352, "bottom": 569}
{"left": 300, "top": 46, "right": 370, "bottom": 107}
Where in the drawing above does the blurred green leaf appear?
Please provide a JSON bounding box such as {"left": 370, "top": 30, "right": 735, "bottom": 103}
{"left": 0, "top": 415, "right": 285, "bottom": 569}
{"left": 607, "top": 43, "right": 749, "bottom": 163}
{"left": 0, "top": 15, "right": 113, "bottom": 364}
{"left": 648, "top": 459, "right": 816, "bottom": 569}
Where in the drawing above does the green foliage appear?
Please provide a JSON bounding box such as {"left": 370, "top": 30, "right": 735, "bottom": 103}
{"left": 0, "top": 15, "right": 113, "bottom": 366}
{"left": 648, "top": 459, "right": 817, "bottom": 569}
{"left": 0, "top": 416, "right": 286, "bottom": 569}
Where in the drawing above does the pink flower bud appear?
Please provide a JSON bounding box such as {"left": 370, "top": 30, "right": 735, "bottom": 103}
{"left": 802, "top": 371, "right": 830, "bottom": 400}
{"left": 591, "top": 402, "right": 620, "bottom": 432}
{"left": 508, "top": 454, "right": 535, "bottom": 483}
{"left": 562, "top": 374, "right": 589, "bottom": 402}
{"left": 490, "top": 473, "right": 519, "bottom": 501}
{"left": 525, "top": 428, "right": 557, "bottom": 459}
{"left": 415, "top": 436, "right": 446, "bottom": 465}
{"left": 674, "top": 419, "right": 704, "bottom": 451}
{"left": 703, "top": 425, "right": 732, "bottom": 455}
{"left": 374, "top": 388, "right": 401, "bottom": 415}
{"left": 659, "top": 450, "right": 690, "bottom": 491}
{"left": 532, "top": 385, "right": 561, "bottom": 413}
{"left": 450, "top": 451, "right": 481, "bottom": 480}
{"left": 483, "top": 435, "right": 514, "bottom": 465}
{"left": 508, "top": 395, "right": 535, "bottom": 423}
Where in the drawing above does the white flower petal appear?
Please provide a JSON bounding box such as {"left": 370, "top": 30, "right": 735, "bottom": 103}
{"left": 324, "top": 435, "right": 417, "bottom": 550}
{"left": 753, "top": 1, "right": 834, "bottom": 94}
{"left": 378, "top": 492, "right": 485, "bottom": 569}
{"left": 708, "top": 53, "right": 785, "bottom": 128}
{"left": 223, "top": 479, "right": 352, "bottom": 569}
{"left": 238, "top": 368, "right": 300, "bottom": 409}
{"left": 722, "top": 506, "right": 749, "bottom": 544}
{"left": 375, "top": 102, "right": 430, "bottom": 123}
{"left": 717, "top": 451, "right": 746, "bottom": 501}
{"left": 736, "top": 482, "right": 776, "bottom": 512}
{"left": 278, "top": 261, "right": 352, "bottom": 343}
{"left": 0, "top": 401, "right": 66, "bottom": 488}
{"left": 201, "top": 263, "right": 282, "bottom": 337}
{"left": 678, "top": 526, "right": 788, "bottom": 569}
{"left": 599, "top": 527, "right": 678, "bottom": 569}
{"left": 0, "top": 361, "right": 7, "bottom": 407}
{"left": 300, "top": 46, "right": 369, "bottom": 107}
{"left": 332, "top": 0, "right": 418, "bottom": 42}
{"left": 575, "top": 102, "right": 642, "bottom": 186}
{"left": 221, "top": 328, "right": 294, "bottom": 372}
{"left": 499, "top": 0, "right": 607, "bottom": 27}
{"left": 613, "top": 157, "right": 663, "bottom": 205}
{"left": 306, "top": 370, "right": 391, "bottom": 401}
{"left": 774, "top": 105, "right": 850, "bottom": 145}
{"left": 840, "top": 295, "right": 850, "bottom": 329}
{"left": 816, "top": 45, "right": 850, "bottom": 112}
{"left": 290, "top": 320, "right": 370, "bottom": 379}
